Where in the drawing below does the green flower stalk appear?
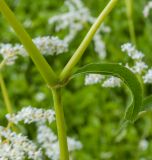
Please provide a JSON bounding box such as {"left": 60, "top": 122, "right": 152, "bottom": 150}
{"left": 125, "top": 0, "right": 136, "bottom": 45}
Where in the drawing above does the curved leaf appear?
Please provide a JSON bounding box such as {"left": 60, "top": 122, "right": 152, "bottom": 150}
{"left": 71, "top": 63, "right": 143, "bottom": 122}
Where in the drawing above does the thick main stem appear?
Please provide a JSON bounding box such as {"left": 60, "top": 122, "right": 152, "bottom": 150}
{"left": 52, "top": 88, "right": 69, "bottom": 160}
{"left": 125, "top": 0, "right": 136, "bottom": 45}
{"left": 60, "top": 0, "right": 118, "bottom": 81}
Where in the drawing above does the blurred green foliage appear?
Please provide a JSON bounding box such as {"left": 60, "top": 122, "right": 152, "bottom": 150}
{"left": 0, "top": 0, "right": 152, "bottom": 159}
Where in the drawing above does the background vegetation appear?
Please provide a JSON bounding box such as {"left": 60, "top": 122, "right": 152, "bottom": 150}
{"left": 0, "top": 0, "right": 152, "bottom": 159}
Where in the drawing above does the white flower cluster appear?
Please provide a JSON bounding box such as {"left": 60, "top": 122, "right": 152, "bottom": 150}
{"left": 4, "top": 106, "right": 82, "bottom": 159}
{"left": 0, "top": 36, "right": 68, "bottom": 67}
{"left": 125, "top": 62, "right": 148, "bottom": 74}
{"left": 85, "top": 42, "right": 152, "bottom": 87}
{"left": 122, "top": 43, "right": 146, "bottom": 74}
{"left": 93, "top": 32, "right": 107, "bottom": 59}
{"left": 85, "top": 74, "right": 105, "bottom": 85}
{"left": 100, "top": 152, "right": 113, "bottom": 159}
{"left": 143, "top": 1, "right": 152, "bottom": 17}
{"left": 37, "top": 124, "right": 59, "bottom": 160}
{"left": 121, "top": 43, "right": 144, "bottom": 60}
{"left": 49, "top": 0, "right": 110, "bottom": 59}
{"left": 0, "top": 126, "right": 42, "bottom": 160}
{"left": 102, "top": 76, "right": 121, "bottom": 88}
{"left": 34, "top": 92, "right": 46, "bottom": 102}
{"left": 143, "top": 68, "right": 152, "bottom": 83}
{"left": 33, "top": 36, "right": 68, "bottom": 56}
{"left": 84, "top": 73, "right": 121, "bottom": 88}
{"left": 37, "top": 124, "right": 82, "bottom": 160}
{"left": 49, "top": 0, "right": 90, "bottom": 34}
{"left": 0, "top": 44, "right": 19, "bottom": 66}
{"left": 121, "top": 42, "right": 152, "bottom": 84}
{"left": 139, "top": 139, "right": 149, "bottom": 151}
{"left": 67, "top": 137, "right": 83, "bottom": 152}
{"left": 6, "top": 106, "right": 55, "bottom": 124}
{"left": 85, "top": 74, "right": 121, "bottom": 88}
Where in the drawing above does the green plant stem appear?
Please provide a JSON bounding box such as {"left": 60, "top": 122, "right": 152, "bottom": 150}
{"left": 0, "top": 0, "right": 57, "bottom": 86}
{"left": 52, "top": 88, "right": 69, "bottom": 160}
{"left": 0, "top": 73, "right": 13, "bottom": 114}
{"left": 0, "top": 73, "right": 17, "bottom": 131}
{"left": 60, "top": 0, "right": 118, "bottom": 81}
{"left": 125, "top": 0, "right": 136, "bottom": 45}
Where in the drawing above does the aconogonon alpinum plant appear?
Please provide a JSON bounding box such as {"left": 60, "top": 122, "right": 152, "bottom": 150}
{"left": 0, "top": 0, "right": 152, "bottom": 159}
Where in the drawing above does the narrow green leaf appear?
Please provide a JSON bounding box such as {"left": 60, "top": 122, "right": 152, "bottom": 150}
{"left": 71, "top": 63, "right": 143, "bottom": 122}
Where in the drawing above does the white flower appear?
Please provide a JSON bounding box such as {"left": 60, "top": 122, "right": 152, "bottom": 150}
{"left": 100, "top": 152, "right": 113, "bottom": 159}
{"left": 23, "top": 19, "right": 32, "bottom": 28}
{"left": 139, "top": 139, "right": 149, "bottom": 151}
{"left": 67, "top": 137, "right": 82, "bottom": 151}
{"left": 122, "top": 42, "right": 151, "bottom": 80}
{"left": 121, "top": 43, "right": 144, "bottom": 60}
{"left": 49, "top": 0, "right": 110, "bottom": 59}
{"left": 0, "top": 36, "right": 68, "bottom": 67}
{"left": 143, "top": 1, "right": 152, "bottom": 17}
{"left": 33, "top": 36, "right": 68, "bottom": 55}
{"left": 126, "top": 61, "right": 148, "bottom": 74}
{"left": 49, "top": 0, "right": 90, "bottom": 33}
{"left": 102, "top": 76, "right": 121, "bottom": 88}
{"left": 37, "top": 124, "right": 82, "bottom": 160}
{"left": 34, "top": 92, "right": 46, "bottom": 102}
{"left": 132, "top": 61, "right": 148, "bottom": 74}
{"left": 0, "top": 44, "right": 19, "bottom": 65}
{"left": 85, "top": 74, "right": 105, "bottom": 85}
{"left": 0, "top": 126, "right": 42, "bottom": 160}
{"left": 6, "top": 106, "right": 55, "bottom": 124}
{"left": 93, "top": 32, "right": 106, "bottom": 59}
{"left": 37, "top": 124, "right": 59, "bottom": 160}
{"left": 143, "top": 68, "right": 152, "bottom": 83}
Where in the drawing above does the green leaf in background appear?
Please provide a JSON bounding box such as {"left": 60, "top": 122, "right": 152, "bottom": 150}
{"left": 71, "top": 63, "right": 143, "bottom": 122}
{"left": 142, "top": 95, "right": 152, "bottom": 111}
{"left": 137, "top": 95, "right": 152, "bottom": 119}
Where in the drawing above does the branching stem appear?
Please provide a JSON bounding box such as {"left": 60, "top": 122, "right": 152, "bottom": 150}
{"left": 60, "top": 0, "right": 118, "bottom": 81}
